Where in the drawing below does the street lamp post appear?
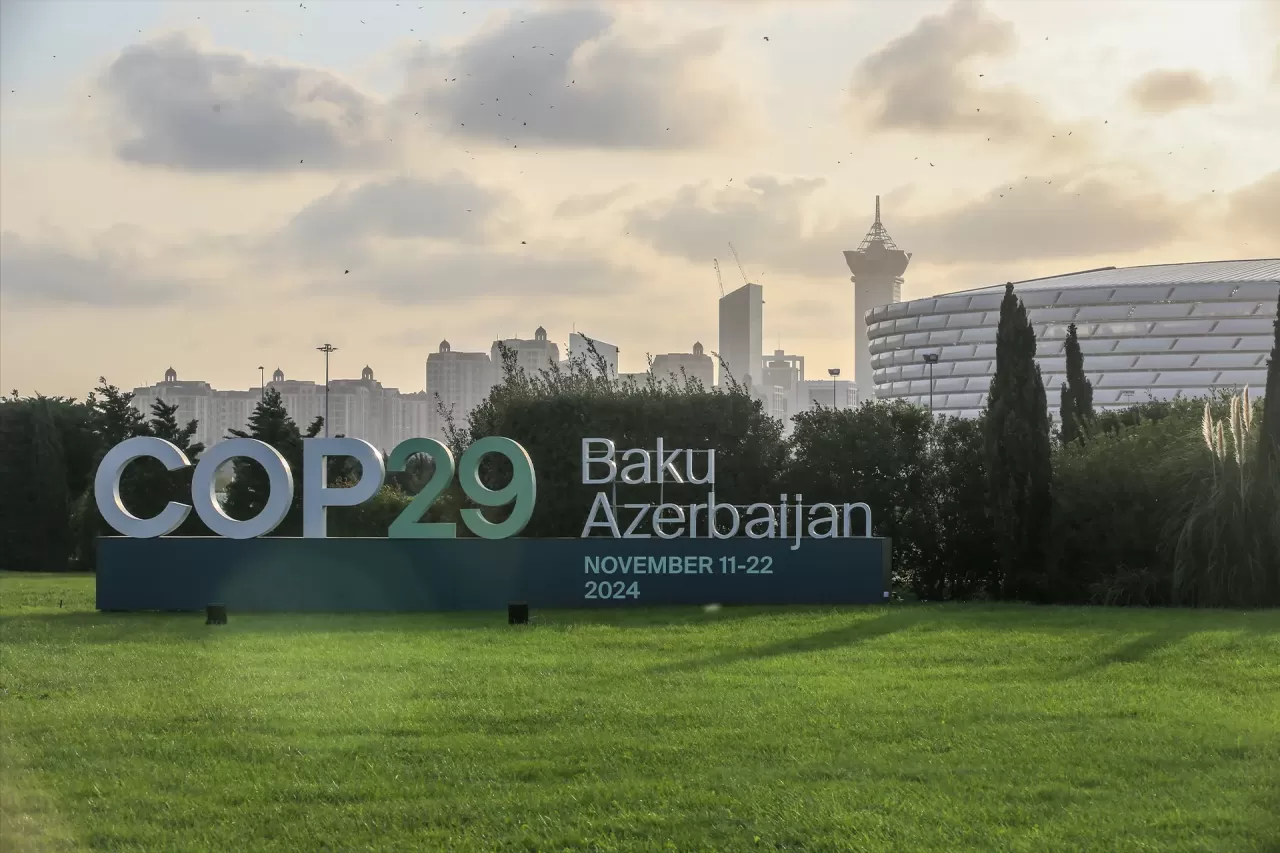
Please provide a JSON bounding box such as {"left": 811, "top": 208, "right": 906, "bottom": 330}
{"left": 827, "top": 367, "right": 841, "bottom": 409}
{"left": 922, "top": 352, "right": 939, "bottom": 414}
{"left": 317, "top": 344, "right": 338, "bottom": 436}
{"left": 258, "top": 366, "right": 265, "bottom": 399}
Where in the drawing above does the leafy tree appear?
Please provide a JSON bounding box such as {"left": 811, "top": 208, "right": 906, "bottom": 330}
{"left": 0, "top": 398, "right": 44, "bottom": 570}
{"left": 222, "top": 388, "right": 321, "bottom": 536}
{"left": 787, "top": 407, "right": 997, "bottom": 601}
{"left": 1058, "top": 322, "right": 1094, "bottom": 444}
{"left": 30, "top": 399, "right": 71, "bottom": 570}
{"left": 984, "top": 283, "right": 1054, "bottom": 601}
{"left": 0, "top": 392, "right": 99, "bottom": 570}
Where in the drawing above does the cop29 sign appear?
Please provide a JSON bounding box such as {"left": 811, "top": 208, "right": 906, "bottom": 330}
{"left": 95, "top": 435, "right": 533, "bottom": 540}
{"left": 95, "top": 436, "right": 873, "bottom": 548}
{"left": 93, "top": 435, "right": 890, "bottom": 613}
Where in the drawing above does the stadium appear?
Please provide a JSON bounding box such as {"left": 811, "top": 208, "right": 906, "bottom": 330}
{"left": 864, "top": 259, "right": 1280, "bottom": 418}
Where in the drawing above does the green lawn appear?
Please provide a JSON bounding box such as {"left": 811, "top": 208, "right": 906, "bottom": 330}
{"left": 2, "top": 573, "right": 1278, "bottom": 852}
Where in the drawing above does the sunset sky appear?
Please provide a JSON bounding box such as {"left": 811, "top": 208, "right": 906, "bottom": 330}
{"left": 2, "top": 0, "right": 1278, "bottom": 398}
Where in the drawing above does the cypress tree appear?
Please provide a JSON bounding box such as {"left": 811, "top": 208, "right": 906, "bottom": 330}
{"left": 1058, "top": 322, "right": 1094, "bottom": 444}
{"left": 984, "top": 283, "right": 1054, "bottom": 601}
{"left": 1260, "top": 288, "right": 1280, "bottom": 470}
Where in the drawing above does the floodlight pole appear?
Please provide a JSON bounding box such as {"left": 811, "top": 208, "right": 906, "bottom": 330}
{"left": 922, "top": 352, "right": 939, "bottom": 414}
{"left": 317, "top": 344, "right": 338, "bottom": 436}
{"left": 828, "top": 367, "right": 841, "bottom": 409}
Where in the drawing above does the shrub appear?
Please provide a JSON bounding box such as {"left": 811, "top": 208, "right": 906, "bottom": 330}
{"left": 786, "top": 401, "right": 931, "bottom": 589}
{"left": 917, "top": 416, "right": 997, "bottom": 600}
{"left": 1051, "top": 410, "right": 1203, "bottom": 605}
{"left": 454, "top": 344, "right": 786, "bottom": 538}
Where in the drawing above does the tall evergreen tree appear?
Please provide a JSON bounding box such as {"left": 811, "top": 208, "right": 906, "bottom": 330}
{"left": 984, "top": 283, "right": 1054, "bottom": 601}
{"left": 73, "top": 380, "right": 153, "bottom": 569}
{"left": 132, "top": 399, "right": 207, "bottom": 532}
{"left": 1260, "top": 288, "right": 1280, "bottom": 470}
{"left": 1058, "top": 322, "right": 1094, "bottom": 444}
{"left": 222, "top": 389, "right": 319, "bottom": 535}
{"left": 88, "top": 378, "right": 147, "bottom": 448}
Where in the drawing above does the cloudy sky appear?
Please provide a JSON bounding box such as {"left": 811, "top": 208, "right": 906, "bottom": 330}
{"left": 2, "top": 0, "right": 1278, "bottom": 397}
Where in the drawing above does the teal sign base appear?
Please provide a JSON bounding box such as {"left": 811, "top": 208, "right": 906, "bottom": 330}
{"left": 96, "top": 537, "right": 892, "bottom": 612}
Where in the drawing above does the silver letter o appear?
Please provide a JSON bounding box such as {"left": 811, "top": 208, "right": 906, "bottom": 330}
{"left": 191, "top": 438, "right": 294, "bottom": 539}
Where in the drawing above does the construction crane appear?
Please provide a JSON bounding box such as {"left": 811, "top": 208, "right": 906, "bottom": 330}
{"left": 728, "top": 242, "right": 748, "bottom": 285}
{"left": 713, "top": 259, "right": 724, "bottom": 297}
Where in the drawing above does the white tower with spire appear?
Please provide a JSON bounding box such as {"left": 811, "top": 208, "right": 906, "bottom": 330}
{"left": 844, "top": 196, "right": 911, "bottom": 401}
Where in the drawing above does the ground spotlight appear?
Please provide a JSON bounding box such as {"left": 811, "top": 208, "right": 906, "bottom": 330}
{"left": 206, "top": 603, "right": 227, "bottom": 625}
{"left": 508, "top": 602, "right": 529, "bottom": 625}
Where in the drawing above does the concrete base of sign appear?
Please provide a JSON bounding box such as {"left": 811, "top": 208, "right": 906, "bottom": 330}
{"left": 96, "top": 537, "right": 892, "bottom": 612}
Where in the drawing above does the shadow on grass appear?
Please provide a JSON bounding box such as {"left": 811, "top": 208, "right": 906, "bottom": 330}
{"left": 650, "top": 607, "right": 925, "bottom": 674}
{"left": 5, "top": 601, "right": 1276, "bottom": 650}
{"left": 0, "top": 605, "right": 833, "bottom": 645}
{"left": 1059, "top": 625, "right": 1198, "bottom": 679}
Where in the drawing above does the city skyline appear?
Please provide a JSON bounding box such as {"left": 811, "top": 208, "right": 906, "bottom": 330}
{"left": 3, "top": 0, "right": 1279, "bottom": 398}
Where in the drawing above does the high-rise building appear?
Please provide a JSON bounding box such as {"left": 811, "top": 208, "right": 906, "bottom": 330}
{"left": 844, "top": 195, "right": 911, "bottom": 401}
{"left": 265, "top": 368, "right": 323, "bottom": 433}
{"left": 760, "top": 349, "right": 805, "bottom": 421}
{"left": 718, "top": 283, "right": 763, "bottom": 389}
{"left": 650, "top": 342, "right": 715, "bottom": 389}
{"left": 395, "top": 392, "right": 435, "bottom": 446}
{"left": 617, "top": 371, "right": 650, "bottom": 386}
{"left": 327, "top": 366, "right": 424, "bottom": 452}
{"left": 132, "top": 365, "right": 429, "bottom": 451}
{"left": 493, "top": 326, "right": 561, "bottom": 378}
{"left": 801, "top": 379, "right": 858, "bottom": 411}
{"left": 426, "top": 340, "right": 495, "bottom": 438}
{"left": 131, "top": 368, "right": 223, "bottom": 448}
{"left": 568, "top": 332, "right": 619, "bottom": 378}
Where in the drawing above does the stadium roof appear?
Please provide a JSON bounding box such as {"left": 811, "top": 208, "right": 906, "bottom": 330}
{"left": 956, "top": 259, "right": 1280, "bottom": 295}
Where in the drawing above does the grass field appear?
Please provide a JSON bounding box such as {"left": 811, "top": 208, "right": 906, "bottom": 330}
{"left": 2, "top": 573, "right": 1278, "bottom": 852}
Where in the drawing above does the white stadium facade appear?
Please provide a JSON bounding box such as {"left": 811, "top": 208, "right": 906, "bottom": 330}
{"left": 864, "top": 259, "right": 1280, "bottom": 418}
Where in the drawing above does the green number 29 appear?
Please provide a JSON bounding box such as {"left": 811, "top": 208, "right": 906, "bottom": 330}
{"left": 386, "top": 436, "right": 537, "bottom": 540}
